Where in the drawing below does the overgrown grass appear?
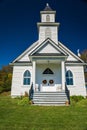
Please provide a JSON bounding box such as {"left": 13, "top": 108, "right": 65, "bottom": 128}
{"left": 0, "top": 93, "right": 87, "bottom": 130}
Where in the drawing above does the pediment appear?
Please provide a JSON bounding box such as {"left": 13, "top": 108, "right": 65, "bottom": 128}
{"left": 30, "top": 39, "right": 68, "bottom": 56}
{"left": 11, "top": 38, "right": 84, "bottom": 64}
{"left": 36, "top": 42, "right": 60, "bottom": 54}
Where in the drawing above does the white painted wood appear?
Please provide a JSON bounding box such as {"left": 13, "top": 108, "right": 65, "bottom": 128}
{"left": 36, "top": 63, "right": 62, "bottom": 91}
{"left": 40, "top": 84, "right": 62, "bottom": 92}
{"left": 39, "top": 26, "right": 58, "bottom": 44}
{"left": 11, "top": 66, "right": 32, "bottom": 97}
{"left": 32, "top": 61, "right": 36, "bottom": 90}
{"left": 61, "top": 61, "right": 65, "bottom": 90}
{"left": 67, "top": 54, "right": 78, "bottom": 61}
{"left": 30, "top": 38, "right": 67, "bottom": 56}
{"left": 38, "top": 43, "right": 60, "bottom": 53}
{"left": 19, "top": 53, "right": 30, "bottom": 61}
{"left": 11, "top": 5, "right": 86, "bottom": 98}
{"left": 59, "top": 41, "right": 84, "bottom": 62}
{"left": 13, "top": 41, "right": 39, "bottom": 62}
{"left": 41, "top": 14, "right": 55, "bottom": 22}
{"left": 66, "top": 66, "right": 86, "bottom": 96}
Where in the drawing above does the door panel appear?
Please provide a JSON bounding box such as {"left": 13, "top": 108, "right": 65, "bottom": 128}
{"left": 42, "top": 75, "right": 54, "bottom": 86}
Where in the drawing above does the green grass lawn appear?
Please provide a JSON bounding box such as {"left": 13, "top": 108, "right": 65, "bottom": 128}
{"left": 0, "top": 93, "right": 87, "bottom": 130}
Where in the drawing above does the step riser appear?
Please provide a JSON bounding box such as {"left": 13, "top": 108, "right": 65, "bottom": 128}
{"left": 33, "top": 95, "right": 67, "bottom": 96}
{"left": 32, "top": 91, "right": 70, "bottom": 105}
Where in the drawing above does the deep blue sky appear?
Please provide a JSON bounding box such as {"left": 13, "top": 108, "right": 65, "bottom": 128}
{"left": 0, "top": 0, "right": 87, "bottom": 68}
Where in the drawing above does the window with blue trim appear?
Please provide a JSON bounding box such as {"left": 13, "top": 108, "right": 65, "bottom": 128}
{"left": 66, "top": 70, "right": 73, "bottom": 85}
{"left": 23, "top": 70, "right": 31, "bottom": 85}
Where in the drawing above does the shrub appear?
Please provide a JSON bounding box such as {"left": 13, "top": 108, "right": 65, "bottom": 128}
{"left": 70, "top": 95, "right": 84, "bottom": 104}
{"left": 18, "top": 97, "right": 30, "bottom": 106}
{"left": 76, "top": 99, "right": 87, "bottom": 107}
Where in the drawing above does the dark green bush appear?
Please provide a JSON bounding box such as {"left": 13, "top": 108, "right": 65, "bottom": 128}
{"left": 70, "top": 95, "right": 84, "bottom": 103}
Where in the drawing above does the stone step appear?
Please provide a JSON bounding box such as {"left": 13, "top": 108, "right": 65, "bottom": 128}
{"left": 34, "top": 91, "right": 67, "bottom": 94}
{"left": 33, "top": 96, "right": 68, "bottom": 99}
{"left": 33, "top": 97, "right": 68, "bottom": 101}
{"left": 32, "top": 91, "right": 70, "bottom": 106}
{"left": 33, "top": 101, "right": 67, "bottom": 106}
{"left": 34, "top": 94, "right": 66, "bottom": 97}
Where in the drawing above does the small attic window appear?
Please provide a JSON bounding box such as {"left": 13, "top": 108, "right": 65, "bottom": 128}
{"left": 46, "top": 15, "right": 50, "bottom": 22}
{"left": 43, "top": 68, "right": 54, "bottom": 74}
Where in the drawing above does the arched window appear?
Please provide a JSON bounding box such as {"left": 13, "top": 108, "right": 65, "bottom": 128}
{"left": 43, "top": 68, "right": 54, "bottom": 74}
{"left": 66, "top": 70, "right": 73, "bottom": 85}
{"left": 23, "top": 70, "right": 31, "bottom": 85}
{"left": 46, "top": 15, "right": 50, "bottom": 22}
{"left": 45, "top": 27, "right": 51, "bottom": 39}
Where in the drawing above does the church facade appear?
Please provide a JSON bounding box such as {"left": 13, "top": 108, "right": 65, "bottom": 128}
{"left": 10, "top": 4, "right": 86, "bottom": 99}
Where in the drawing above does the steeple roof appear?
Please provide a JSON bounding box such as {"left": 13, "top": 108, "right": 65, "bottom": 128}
{"left": 44, "top": 3, "right": 53, "bottom": 11}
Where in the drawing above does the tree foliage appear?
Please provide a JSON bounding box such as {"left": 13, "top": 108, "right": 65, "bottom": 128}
{"left": 81, "top": 49, "right": 87, "bottom": 63}
{"left": 81, "top": 49, "right": 87, "bottom": 85}
{"left": 0, "top": 65, "right": 12, "bottom": 93}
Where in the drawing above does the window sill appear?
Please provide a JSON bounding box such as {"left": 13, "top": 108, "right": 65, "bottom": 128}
{"left": 67, "top": 85, "right": 76, "bottom": 87}
{"left": 21, "top": 85, "right": 31, "bottom": 87}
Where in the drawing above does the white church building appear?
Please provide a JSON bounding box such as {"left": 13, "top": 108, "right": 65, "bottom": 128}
{"left": 10, "top": 4, "right": 86, "bottom": 104}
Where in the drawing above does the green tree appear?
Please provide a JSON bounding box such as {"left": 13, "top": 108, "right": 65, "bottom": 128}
{"left": 0, "top": 65, "right": 12, "bottom": 93}
{"left": 81, "top": 49, "right": 87, "bottom": 63}
{"left": 81, "top": 49, "right": 87, "bottom": 86}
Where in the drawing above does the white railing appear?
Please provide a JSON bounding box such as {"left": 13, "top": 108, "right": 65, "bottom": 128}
{"left": 40, "top": 84, "right": 62, "bottom": 92}
{"left": 35, "top": 84, "right": 62, "bottom": 92}
{"left": 35, "top": 84, "right": 39, "bottom": 92}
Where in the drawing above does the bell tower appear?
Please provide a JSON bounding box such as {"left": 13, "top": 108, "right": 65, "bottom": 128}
{"left": 37, "top": 3, "right": 60, "bottom": 44}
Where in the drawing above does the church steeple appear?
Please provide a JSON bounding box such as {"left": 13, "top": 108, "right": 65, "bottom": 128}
{"left": 37, "top": 4, "right": 60, "bottom": 44}
{"left": 40, "top": 3, "right": 56, "bottom": 23}
{"left": 44, "top": 3, "right": 53, "bottom": 11}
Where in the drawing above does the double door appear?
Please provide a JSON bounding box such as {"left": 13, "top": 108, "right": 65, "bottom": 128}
{"left": 42, "top": 75, "right": 54, "bottom": 86}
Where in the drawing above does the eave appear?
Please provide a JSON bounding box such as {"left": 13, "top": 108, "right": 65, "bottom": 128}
{"left": 37, "top": 22, "right": 60, "bottom": 27}
{"left": 9, "top": 61, "right": 32, "bottom": 66}
{"left": 40, "top": 11, "right": 56, "bottom": 14}
{"left": 65, "top": 61, "right": 86, "bottom": 66}
{"left": 29, "top": 55, "right": 68, "bottom": 61}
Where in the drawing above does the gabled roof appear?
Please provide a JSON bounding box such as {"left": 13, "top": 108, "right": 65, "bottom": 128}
{"left": 58, "top": 41, "right": 84, "bottom": 63}
{"left": 12, "top": 40, "right": 39, "bottom": 63}
{"left": 29, "top": 38, "right": 68, "bottom": 57}
{"left": 11, "top": 38, "right": 85, "bottom": 65}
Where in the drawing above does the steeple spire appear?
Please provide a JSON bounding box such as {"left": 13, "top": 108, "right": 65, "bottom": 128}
{"left": 46, "top": 3, "right": 49, "bottom": 7}
{"left": 44, "top": 3, "right": 53, "bottom": 11}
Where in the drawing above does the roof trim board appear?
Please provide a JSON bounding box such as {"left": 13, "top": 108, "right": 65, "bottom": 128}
{"left": 29, "top": 38, "right": 68, "bottom": 56}
{"left": 58, "top": 41, "right": 84, "bottom": 63}
{"left": 12, "top": 40, "right": 39, "bottom": 63}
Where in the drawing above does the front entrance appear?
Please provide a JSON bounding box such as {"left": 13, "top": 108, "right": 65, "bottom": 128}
{"left": 41, "top": 74, "right": 56, "bottom": 92}
{"left": 36, "top": 64, "right": 62, "bottom": 92}
{"left": 42, "top": 75, "right": 54, "bottom": 86}
{"left": 42, "top": 67, "right": 54, "bottom": 86}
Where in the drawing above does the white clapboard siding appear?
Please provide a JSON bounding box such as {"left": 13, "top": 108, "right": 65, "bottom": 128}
{"left": 11, "top": 66, "right": 32, "bottom": 97}
{"left": 66, "top": 66, "right": 86, "bottom": 96}
{"left": 39, "top": 26, "right": 58, "bottom": 44}
{"left": 41, "top": 14, "right": 55, "bottom": 22}
{"left": 38, "top": 43, "right": 60, "bottom": 53}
